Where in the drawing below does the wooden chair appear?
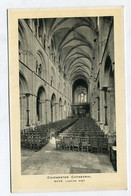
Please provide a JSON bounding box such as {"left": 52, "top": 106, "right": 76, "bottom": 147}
{"left": 80, "top": 137, "right": 90, "bottom": 152}
{"left": 72, "top": 137, "right": 80, "bottom": 151}
{"left": 21, "top": 134, "right": 27, "bottom": 148}
{"left": 33, "top": 135, "right": 42, "bottom": 150}
{"left": 62, "top": 137, "right": 72, "bottom": 150}
{"left": 100, "top": 138, "right": 108, "bottom": 153}
{"left": 90, "top": 137, "right": 99, "bottom": 153}
{"left": 110, "top": 146, "right": 117, "bottom": 171}
{"left": 56, "top": 141, "right": 62, "bottom": 150}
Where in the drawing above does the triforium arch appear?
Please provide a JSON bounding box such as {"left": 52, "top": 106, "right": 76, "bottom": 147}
{"left": 36, "top": 86, "right": 46, "bottom": 124}
{"left": 19, "top": 72, "right": 29, "bottom": 129}
{"left": 51, "top": 93, "right": 56, "bottom": 122}
{"left": 18, "top": 20, "right": 30, "bottom": 64}
{"left": 18, "top": 21, "right": 29, "bottom": 50}
{"left": 19, "top": 72, "right": 28, "bottom": 95}
{"left": 104, "top": 55, "right": 115, "bottom": 133}
{"left": 36, "top": 50, "right": 47, "bottom": 79}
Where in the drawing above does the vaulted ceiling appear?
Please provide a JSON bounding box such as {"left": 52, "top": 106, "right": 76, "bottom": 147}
{"left": 44, "top": 17, "right": 97, "bottom": 84}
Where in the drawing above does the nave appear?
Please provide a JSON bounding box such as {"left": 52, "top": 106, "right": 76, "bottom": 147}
{"left": 19, "top": 17, "right": 116, "bottom": 175}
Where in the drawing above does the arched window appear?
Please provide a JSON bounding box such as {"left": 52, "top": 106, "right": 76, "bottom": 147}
{"left": 18, "top": 20, "right": 30, "bottom": 66}
{"left": 36, "top": 60, "right": 42, "bottom": 76}
{"left": 36, "top": 51, "right": 46, "bottom": 79}
{"left": 79, "top": 92, "right": 87, "bottom": 103}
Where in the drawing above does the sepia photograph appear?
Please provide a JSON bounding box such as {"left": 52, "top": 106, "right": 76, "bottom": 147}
{"left": 8, "top": 7, "right": 126, "bottom": 192}
{"left": 19, "top": 16, "right": 116, "bottom": 175}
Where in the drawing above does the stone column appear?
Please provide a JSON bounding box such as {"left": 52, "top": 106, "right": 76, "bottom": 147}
{"left": 45, "top": 99, "right": 51, "bottom": 123}
{"left": 96, "top": 96, "right": 100, "bottom": 122}
{"left": 52, "top": 103, "right": 56, "bottom": 122}
{"left": 102, "top": 87, "right": 108, "bottom": 126}
{"left": 55, "top": 102, "right": 58, "bottom": 122}
{"left": 30, "top": 94, "right": 37, "bottom": 126}
{"left": 41, "top": 100, "right": 45, "bottom": 124}
{"left": 61, "top": 105, "right": 64, "bottom": 119}
{"left": 20, "top": 94, "right": 27, "bottom": 129}
{"left": 100, "top": 89, "right": 104, "bottom": 126}
{"left": 108, "top": 87, "right": 115, "bottom": 133}
{"left": 26, "top": 93, "right": 30, "bottom": 126}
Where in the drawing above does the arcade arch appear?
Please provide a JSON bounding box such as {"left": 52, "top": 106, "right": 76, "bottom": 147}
{"left": 51, "top": 93, "right": 56, "bottom": 122}
{"left": 36, "top": 86, "right": 46, "bottom": 124}
{"left": 104, "top": 55, "right": 115, "bottom": 132}
{"left": 19, "top": 72, "right": 29, "bottom": 129}
{"left": 59, "top": 98, "right": 63, "bottom": 120}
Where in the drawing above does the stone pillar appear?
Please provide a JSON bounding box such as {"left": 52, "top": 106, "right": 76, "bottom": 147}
{"left": 20, "top": 94, "right": 27, "bottom": 129}
{"left": 108, "top": 87, "right": 115, "bottom": 133}
{"left": 45, "top": 99, "right": 51, "bottom": 123}
{"left": 96, "top": 96, "right": 100, "bottom": 122}
{"left": 102, "top": 87, "right": 108, "bottom": 126}
{"left": 26, "top": 93, "right": 30, "bottom": 126}
{"left": 60, "top": 104, "right": 63, "bottom": 120}
{"left": 31, "top": 94, "right": 37, "bottom": 126}
{"left": 52, "top": 103, "right": 57, "bottom": 122}
{"left": 61, "top": 105, "right": 64, "bottom": 119}
{"left": 100, "top": 89, "right": 104, "bottom": 126}
{"left": 93, "top": 98, "right": 97, "bottom": 121}
{"left": 59, "top": 105, "right": 61, "bottom": 120}
{"left": 41, "top": 100, "right": 45, "bottom": 124}
{"left": 55, "top": 103, "right": 59, "bottom": 122}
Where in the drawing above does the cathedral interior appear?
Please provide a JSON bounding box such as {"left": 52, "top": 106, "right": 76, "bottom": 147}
{"left": 19, "top": 17, "right": 116, "bottom": 174}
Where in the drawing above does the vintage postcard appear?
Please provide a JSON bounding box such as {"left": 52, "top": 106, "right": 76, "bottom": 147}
{"left": 8, "top": 7, "right": 127, "bottom": 192}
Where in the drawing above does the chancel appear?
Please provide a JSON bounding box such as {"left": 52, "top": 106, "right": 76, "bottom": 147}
{"left": 19, "top": 17, "right": 116, "bottom": 175}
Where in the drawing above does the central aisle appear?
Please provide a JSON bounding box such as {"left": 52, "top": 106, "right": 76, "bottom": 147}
{"left": 21, "top": 142, "right": 115, "bottom": 175}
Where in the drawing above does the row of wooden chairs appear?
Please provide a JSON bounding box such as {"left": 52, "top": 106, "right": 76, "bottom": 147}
{"left": 56, "top": 116, "right": 109, "bottom": 153}
{"left": 68, "top": 117, "right": 102, "bottom": 136}
{"left": 21, "top": 116, "right": 78, "bottom": 150}
{"left": 59, "top": 131, "right": 106, "bottom": 138}
{"left": 21, "top": 134, "right": 48, "bottom": 150}
{"left": 56, "top": 136, "right": 108, "bottom": 153}
{"left": 34, "top": 117, "right": 78, "bottom": 131}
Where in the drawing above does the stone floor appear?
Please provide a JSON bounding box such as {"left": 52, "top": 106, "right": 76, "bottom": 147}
{"left": 21, "top": 142, "right": 115, "bottom": 175}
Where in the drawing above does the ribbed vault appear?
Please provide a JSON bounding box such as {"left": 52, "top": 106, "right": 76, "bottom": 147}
{"left": 44, "top": 17, "right": 97, "bottom": 83}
